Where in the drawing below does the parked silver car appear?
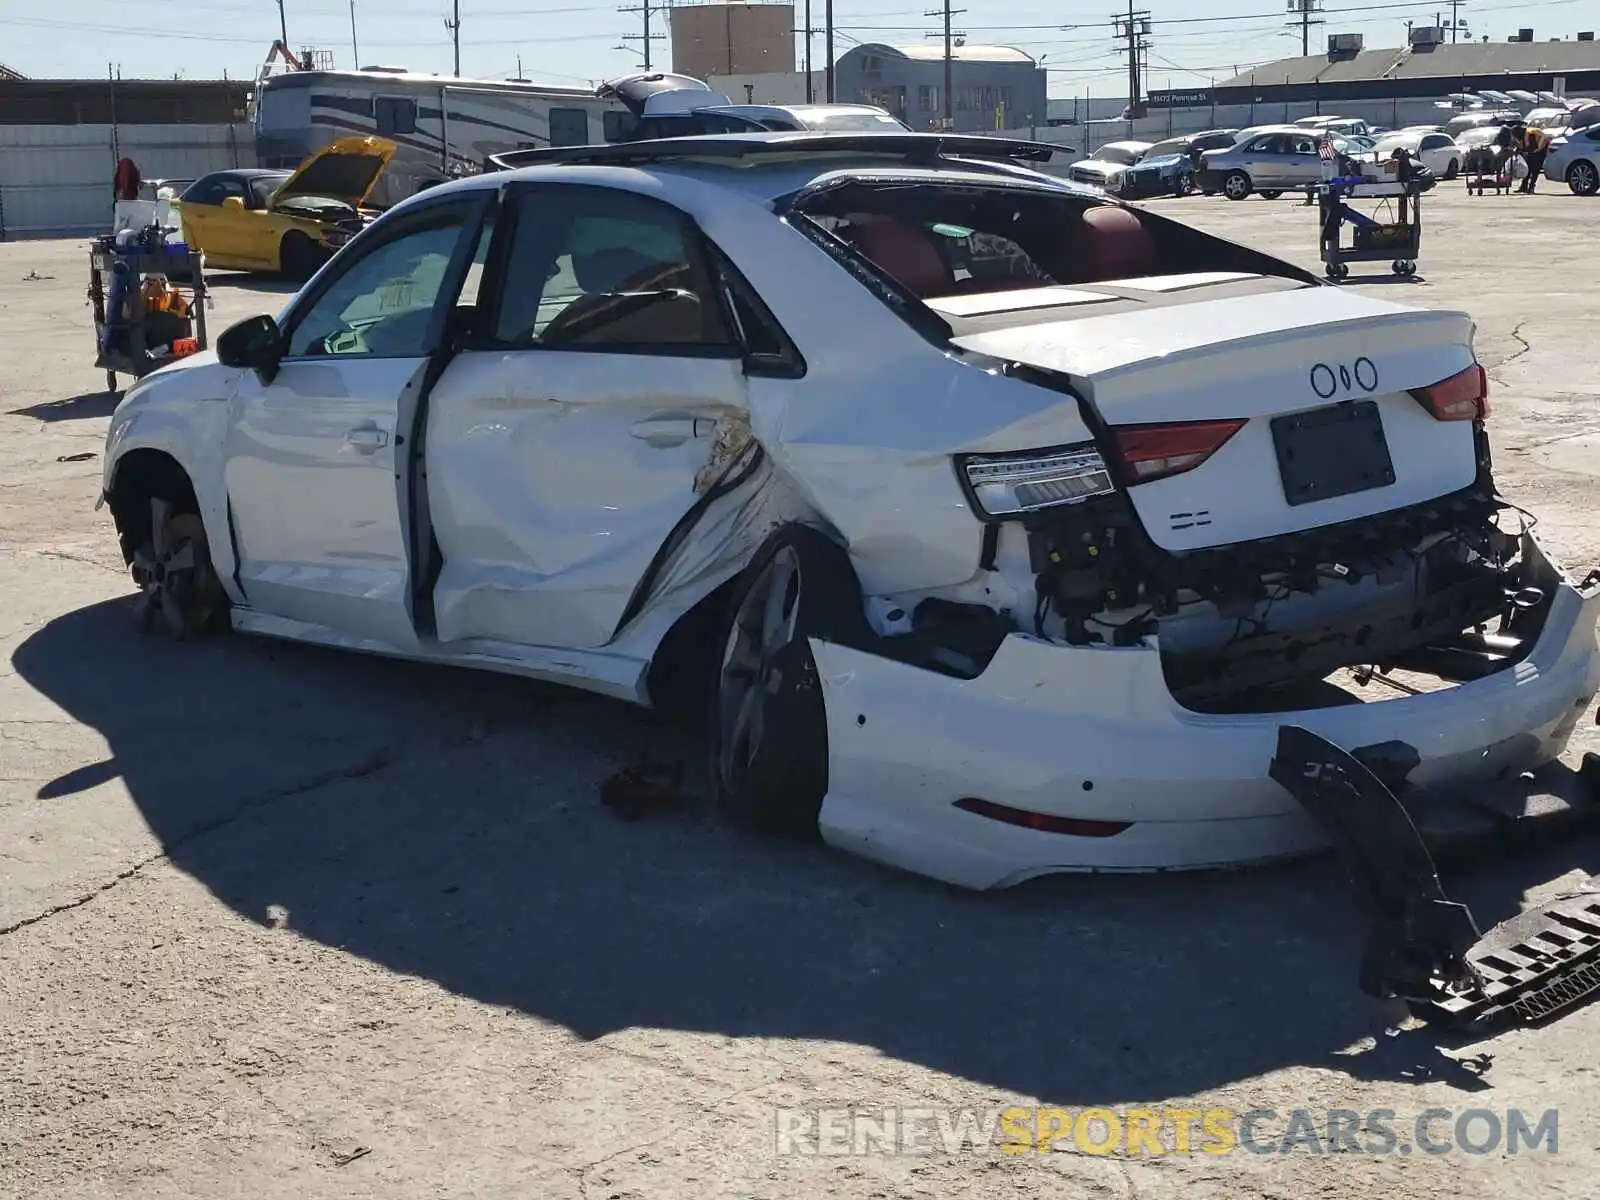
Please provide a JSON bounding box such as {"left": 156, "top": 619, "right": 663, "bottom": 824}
{"left": 1197, "top": 126, "right": 1332, "bottom": 200}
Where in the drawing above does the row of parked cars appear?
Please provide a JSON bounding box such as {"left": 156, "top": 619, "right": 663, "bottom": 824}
{"left": 1065, "top": 106, "right": 1600, "bottom": 201}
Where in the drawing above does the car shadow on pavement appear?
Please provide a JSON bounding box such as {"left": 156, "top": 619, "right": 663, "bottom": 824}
{"left": 15, "top": 597, "right": 1600, "bottom": 1106}
{"left": 10, "top": 390, "right": 121, "bottom": 422}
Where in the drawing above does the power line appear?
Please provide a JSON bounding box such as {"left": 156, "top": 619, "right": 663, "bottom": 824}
{"left": 1286, "top": 0, "right": 1325, "bottom": 55}
{"left": 923, "top": 0, "right": 966, "bottom": 128}
{"left": 1113, "top": 4, "right": 1152, "bottom": 116}
{"left": 617, "top": 0, "right": 665, "bottom": 70}
{"left": 444, "top": 0, "right": 461, "bottom": 74}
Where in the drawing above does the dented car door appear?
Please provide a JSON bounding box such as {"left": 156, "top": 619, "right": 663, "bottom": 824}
{"left": 424, "top": 182, "right": 751, "bottom": 650}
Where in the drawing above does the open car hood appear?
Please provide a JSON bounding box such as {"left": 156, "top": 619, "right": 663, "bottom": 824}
{"left": 273, "top": 136, "right": 397, "bottom": 208}
{"left": 596, "top": 72, "right": 732, "bottom": 116}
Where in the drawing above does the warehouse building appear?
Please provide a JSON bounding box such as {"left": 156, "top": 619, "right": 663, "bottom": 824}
{"left": 1142, "top": 27, "right": 1600, "bottom": 134}
{"left": 831, "top": 43, "right": 1049, "bottom": 132}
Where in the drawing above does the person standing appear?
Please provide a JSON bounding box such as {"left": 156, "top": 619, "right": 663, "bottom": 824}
{"left": 1519, "top": 125, "right": 1550, "bottom": 193}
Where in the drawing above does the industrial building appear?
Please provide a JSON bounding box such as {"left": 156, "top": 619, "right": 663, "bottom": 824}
{"left": 1145, "top": 26, "right": 1600, "bottom": 132}
{"left": 830, "top": 43, "right": 1048, "bottom": 132}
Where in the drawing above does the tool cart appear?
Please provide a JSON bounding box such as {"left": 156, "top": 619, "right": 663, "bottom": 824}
{"left": 1316, "top": 176, "right": 1424, "bottom": 281}
{"left": 87, "top": 230, "right": 209, "bottom": 392}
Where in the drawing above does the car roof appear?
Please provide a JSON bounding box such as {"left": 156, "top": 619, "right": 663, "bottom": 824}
{"left": 437, "top": 133, "right": 1099, "bottom": 213}
{"left": 201, "top": 168, "right": 292, "bottom": 179}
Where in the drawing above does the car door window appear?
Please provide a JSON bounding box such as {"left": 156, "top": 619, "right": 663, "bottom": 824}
{"left": 1290, "top": 135, "right": 1317, "bottom": 155}
{"left": 1246, "top": 135, "right": 1280, "bottom": 153}
{"left": 285, "top": 212, "right": 471, "bottom": 359}
{"left": 489, "top": 186, "right": 733, "bottom": 352}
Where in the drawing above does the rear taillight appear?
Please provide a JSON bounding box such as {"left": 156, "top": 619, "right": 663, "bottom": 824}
{"left": 1112, "top": 418, "right": 1246, "bottom": 485}
{"left": 1410, "top": 364, "right": 1489, "bottom": 421}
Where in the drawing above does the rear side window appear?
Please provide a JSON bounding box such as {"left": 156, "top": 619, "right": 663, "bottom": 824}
{"left": 490, "top": 186, "right": 734, "bottom": 351}
{"left": 375, "top": 96, "right": 417, "bottom": 136}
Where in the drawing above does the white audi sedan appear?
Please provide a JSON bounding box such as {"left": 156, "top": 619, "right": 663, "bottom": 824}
{"left": 101, "top": 133, "right": 1600, "bottom": 891}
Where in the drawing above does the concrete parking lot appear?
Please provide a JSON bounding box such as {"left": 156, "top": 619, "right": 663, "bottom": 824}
{"left": 2, "top": 183, "right": 1599, "bottom": 1199}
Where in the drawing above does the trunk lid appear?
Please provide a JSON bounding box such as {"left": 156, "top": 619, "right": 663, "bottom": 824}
{"left": 951, "top": 281, "right": 1481, "bottom": 553}
{"left": 273, "top": 135, "right": 398, "bottom": 209}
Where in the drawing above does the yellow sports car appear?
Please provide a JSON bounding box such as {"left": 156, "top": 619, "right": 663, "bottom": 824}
{"left": 175, "top": 137, "right": 396, "bottom": 279}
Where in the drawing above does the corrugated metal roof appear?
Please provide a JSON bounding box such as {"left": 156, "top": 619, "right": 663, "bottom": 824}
{"left": 1220, "top": 40, "right": 1600, "bottom": 89}
{"left": 854, "top": 42, "right": 1036, "bottom": 65}
{"left": 0, "top": 62, "right": 27, "bottom": 81}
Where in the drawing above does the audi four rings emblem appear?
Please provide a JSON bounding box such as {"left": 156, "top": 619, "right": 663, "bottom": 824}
{"left": 1310, "top": 358, "right": 1378, "bottom": 399}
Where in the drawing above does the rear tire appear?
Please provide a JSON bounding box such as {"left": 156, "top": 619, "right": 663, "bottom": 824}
{"left": 1568, "top": 160, "right": 1599, "bottom": 196}
{"left": 708, "top": 524, "right": 871, "bottom": 838}
{"left": 279, "top": 231, "right": 324, "bottom": 282}
{"left": 1260, "top": 189, "right": 1283, "bottom": 199}
{"left": 1444, "top": 158, "right": 1460, "bottom": 180}
{"left": 1222, "top": 171, "right": 1252, "bottom": 200}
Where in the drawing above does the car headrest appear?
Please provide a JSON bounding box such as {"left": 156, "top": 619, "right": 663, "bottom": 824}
{"left": 572, "top": 246, "right": 661, "bottom": 293}
{"left": 845, "top": 219, "right": 952, "bottom": 297}
{"left": 1080, "top": 205, "right": 1159, "bottom": 281}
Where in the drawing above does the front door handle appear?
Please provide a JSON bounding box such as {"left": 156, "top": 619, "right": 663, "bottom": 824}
{"left": 345, "top": 424, "right": 390, "bottom": 454}
{"left": 629, "top": 416, "right": 716, "bottom": 448}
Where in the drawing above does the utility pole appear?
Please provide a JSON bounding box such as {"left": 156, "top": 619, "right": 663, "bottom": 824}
{"left": 349, "top": 0, "right": 359, "bottom": 68}
{"left": 1284, "top": 0, "right": 1325, "bottom": 56}
{"left": 619, "top": 0, "right": 665, "bottom": 70}
{"left": 1112, "top": 4, "right": 1151, "bottom": 119}
{"left": 795, "top": 0, "right": 820, "bottom": 103}
{"left": 1447, "top": 0, "right": 1466, "bottom": 42}
{"left": 276, "top": 0, "right": 289, "bottom": 48}
{"left": 925, "top": 0, "right": 967, "bottom": 129}
{"left": 824, "top": 0, "right": 834, "bottom": 101}
{"left": 444, "top": 0, "right": 461, "bottom": 75}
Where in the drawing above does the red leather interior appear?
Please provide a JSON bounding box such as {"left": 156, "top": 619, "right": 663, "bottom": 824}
{"left": 1080, "top": 205, "right": 1160, "bottom": 280}
{"left": 845, "top": 220, "right": 953, "bottom": 297}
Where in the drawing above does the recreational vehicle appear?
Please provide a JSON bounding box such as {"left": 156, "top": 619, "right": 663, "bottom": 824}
{"left": 252, "top": 66, "right": 627, "bottom": 206}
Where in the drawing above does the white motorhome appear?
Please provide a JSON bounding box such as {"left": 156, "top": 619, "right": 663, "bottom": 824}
{"left": 252, "top": 65, "right": 628, "bottom": 207}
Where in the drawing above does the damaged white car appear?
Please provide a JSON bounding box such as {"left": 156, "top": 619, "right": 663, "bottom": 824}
{"left": 102, "top": 133, "right": 1600, "bottom": 909}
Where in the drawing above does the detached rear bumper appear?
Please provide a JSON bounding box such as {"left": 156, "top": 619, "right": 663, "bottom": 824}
{"left": 813, "top": 535, "right": 1600, "bottom": 890}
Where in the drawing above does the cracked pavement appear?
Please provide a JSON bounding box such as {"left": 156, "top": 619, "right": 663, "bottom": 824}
{"left": 3, "top": 187, "right": 1600, "bottom": 1199}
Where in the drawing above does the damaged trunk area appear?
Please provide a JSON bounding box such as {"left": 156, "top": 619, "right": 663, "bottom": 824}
{"left": 1025, "top": 478, "right": 1549, "bottom": 712}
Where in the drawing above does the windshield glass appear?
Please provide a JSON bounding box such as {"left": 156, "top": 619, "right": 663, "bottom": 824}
{"left": 1093, "top": 145, "right": 1145, "bottom": 166}
{"left": 806, "top": 110, "right": 906, "bottom": 131}
{"left": 250, "top": 173, "right": 293, "bottom": 206}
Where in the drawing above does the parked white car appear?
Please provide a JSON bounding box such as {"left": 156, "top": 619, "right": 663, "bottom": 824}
{"left": 1544, "top": 124, "right": 1600, "bottom": 195}
{"left": 1365, "top": 129, "right": 1464, "bottom": 179}
{"left": 100, "top": 132, "right": 1600, "bottom": 892}
{"left": 1064, "top": 140, "right": 1152, "bottom": 189}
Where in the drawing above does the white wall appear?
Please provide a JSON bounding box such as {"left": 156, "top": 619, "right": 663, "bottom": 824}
{"left": 0, "top": 123, "right": 254, "bottom": 240}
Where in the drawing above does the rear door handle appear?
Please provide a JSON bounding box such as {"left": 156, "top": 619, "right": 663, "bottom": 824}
{"left": 345, "top": 425, "right": 390, "bottom": 453}
{"left": 629, "top": 416, "right": 716, "bottom": 447}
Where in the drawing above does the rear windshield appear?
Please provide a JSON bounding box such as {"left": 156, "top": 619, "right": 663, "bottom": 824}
{"left": 788, "top": 176, "right": 1307, "bottom": 336}
{"left": 1092, "top": 145, "right": 1145, "bottom": 166}
{"left": 803, "top": 111, "right": 906, "bottom": 131}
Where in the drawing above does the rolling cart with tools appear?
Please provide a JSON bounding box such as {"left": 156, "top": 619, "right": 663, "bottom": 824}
{"left": 1316, "top": 176, "right": 1423, "bottom": 281}
{"left": 87, "top": 230, "right": 209, "bottom": 393}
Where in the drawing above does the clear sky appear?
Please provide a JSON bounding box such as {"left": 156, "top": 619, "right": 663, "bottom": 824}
{"left": 0, "top": 0, "right": 1585, "bottom": 94}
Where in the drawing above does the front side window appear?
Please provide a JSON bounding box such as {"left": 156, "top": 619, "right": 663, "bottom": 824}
{"left": 286, "top": 211, "right": 471, "bottom": 358}
{"left": 490, "top": 187, "right": 732, "bottom": 351}
{"left": 183, "top": 175, "right": 245, "bottom": 206}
